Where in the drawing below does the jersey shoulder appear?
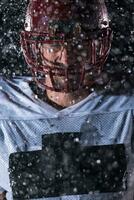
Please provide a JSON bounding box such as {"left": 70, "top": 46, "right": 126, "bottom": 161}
{"left": 86, "top": 92, "right": 134, "bottom": 114}
{"left": 0, "top": 76, "right": 55, "bottom": 120}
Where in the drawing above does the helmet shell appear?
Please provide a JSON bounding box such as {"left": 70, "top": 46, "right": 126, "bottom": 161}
{"left": 25, "top": 0, "right": 109, "bottom": 33}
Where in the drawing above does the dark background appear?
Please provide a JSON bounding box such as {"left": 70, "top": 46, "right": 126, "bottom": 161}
{"left": 0, "top": 0, "right": 134, "bottom": 92}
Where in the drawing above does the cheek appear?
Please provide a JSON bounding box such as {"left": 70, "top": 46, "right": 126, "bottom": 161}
{"left": 42, "top": 52, "right": 54, "bottom": 61}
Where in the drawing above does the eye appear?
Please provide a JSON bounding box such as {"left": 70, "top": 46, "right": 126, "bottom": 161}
{"left": 48, "top": 48, "right": 54, "bottom": 53}
{"left": 44, "top": 44, "right": 62, "bottom": 53}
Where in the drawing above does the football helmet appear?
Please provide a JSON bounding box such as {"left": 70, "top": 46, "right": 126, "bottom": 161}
{"left": 21, "top": 0, "right": 112, "bottom": 92}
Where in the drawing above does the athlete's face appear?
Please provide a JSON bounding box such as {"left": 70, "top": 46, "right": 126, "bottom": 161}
{"left": 40, "top": 39, "right": 93, "bottom": 91}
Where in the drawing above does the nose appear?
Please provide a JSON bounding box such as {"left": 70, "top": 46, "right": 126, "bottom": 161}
{"left": 59, "top": 47, "right": 72, "bottom": 66}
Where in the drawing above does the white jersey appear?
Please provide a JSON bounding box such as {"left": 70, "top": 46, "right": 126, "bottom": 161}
{"left": 0, "top": 76, "right": 134, "bottom": 200}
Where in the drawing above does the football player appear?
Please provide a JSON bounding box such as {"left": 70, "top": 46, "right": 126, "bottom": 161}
{"left": 0, "top": 0, "right": 134, "bottom": 199}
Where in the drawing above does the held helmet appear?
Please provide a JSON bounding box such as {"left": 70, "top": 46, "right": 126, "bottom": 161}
{"left": 21, "top": 0, "right": 112, "bottom": 92}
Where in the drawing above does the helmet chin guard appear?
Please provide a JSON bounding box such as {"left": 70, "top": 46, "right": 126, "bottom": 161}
{"left": 21, "top": 0, "right": 112, "bottom": 93}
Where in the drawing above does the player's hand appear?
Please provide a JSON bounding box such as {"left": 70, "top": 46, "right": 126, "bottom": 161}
{"left": 0, "top": 192, "right": 7, "bottom": 200}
